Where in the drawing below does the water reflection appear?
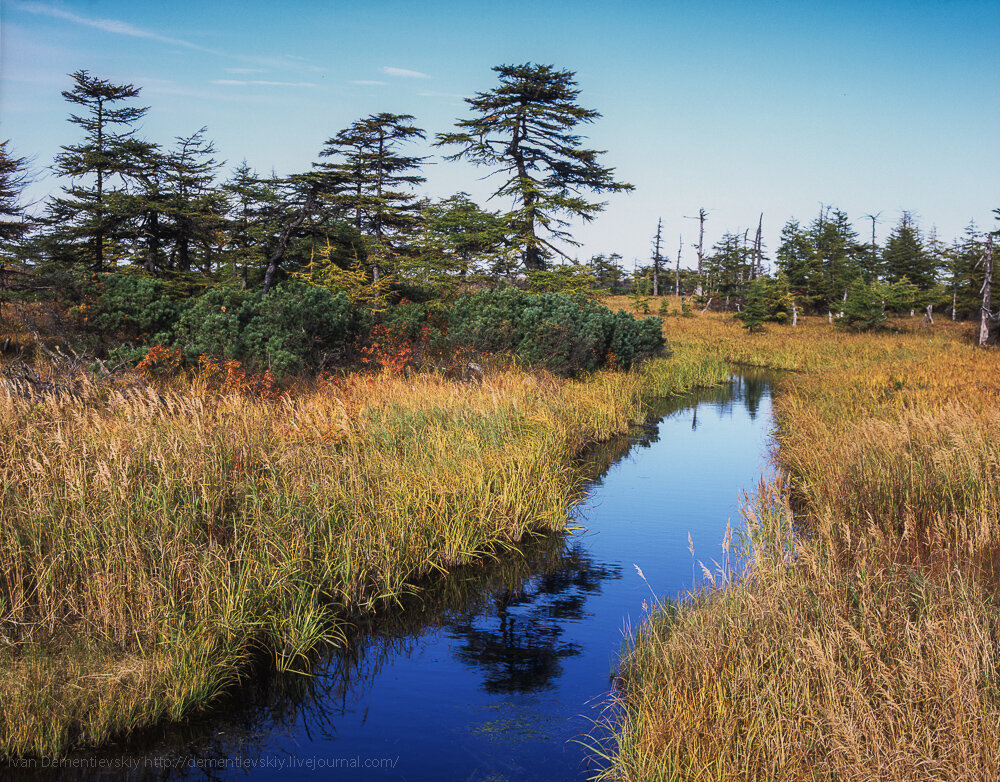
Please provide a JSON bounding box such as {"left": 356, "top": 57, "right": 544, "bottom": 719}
{"left": 18, "top": 373, "right": 775, "bottom": 782}
{"left": 449, "top": 544, "right": 621, "bottom": 695}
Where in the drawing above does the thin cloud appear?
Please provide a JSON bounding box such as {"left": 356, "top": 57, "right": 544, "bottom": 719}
{"left": 211, "top": 80, "right": 319, "bottom": 88}
{"left": 13, "top": 1, "right": 219, "bottom": 54}
{"left": 225, "top": 68, "right": 266, "bottom": 75}
{"left": 381, "top": 66, "right": 431, "bottom": 79}
{"left": 13, "top": 2, "right": 326, "bottom": 74}
{"left": 350, "top": 80, "right": 388, "bottom": 86}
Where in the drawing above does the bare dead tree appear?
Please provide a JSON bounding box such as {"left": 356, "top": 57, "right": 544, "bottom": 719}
{"left": 862, "top": 212, "right": 881, "bottom": 274}
{"left": 754, "top": 213, "right": 763, "bottom": 278}
{"left": 980, "top": 233, "right": 995, "bottom": 346}
{"left": 675, "top": 234, "right": 682, "bottom": 296}
{"left": 684, "top": 208, "right": 707, "bottom": 296}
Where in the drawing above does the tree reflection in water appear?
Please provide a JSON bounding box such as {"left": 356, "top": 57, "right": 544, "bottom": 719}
{"left": 448, "top": 543, "right": 621, "bottom": 695}
{"left": 36, "top": 531, "right": 623, "bottom": 782}
{"left": 21, "top": 372, "right": 774, "bottom": 782}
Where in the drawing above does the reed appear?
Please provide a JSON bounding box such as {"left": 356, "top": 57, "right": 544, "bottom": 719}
{"left": 603, "top": 311, "right": 1000, "bottom": 781}
{"left": 0, "top": 342, "right": 725, "bottom": 757}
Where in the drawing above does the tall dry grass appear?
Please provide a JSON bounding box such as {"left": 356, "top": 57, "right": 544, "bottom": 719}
{"left": 0, "top": 341, "right": 727, "bottom": 757}
{"left": 603, "top": 311, "right": 1000, "bottom": 781}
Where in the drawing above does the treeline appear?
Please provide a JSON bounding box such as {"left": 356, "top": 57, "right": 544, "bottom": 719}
{"left": 0, "top": 63, "right": 997, "bottom": 360}
{"left": 0, "top": 64, "right": 632, "bottom": 296}
{"left": 0, "top": 64, "right": 673, "bottom": 375}
{"left": 630, "top": 207, "right": 999, "bottom": 322}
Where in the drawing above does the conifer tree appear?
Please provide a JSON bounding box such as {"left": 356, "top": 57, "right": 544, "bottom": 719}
{"left": 316, "top": 113, "right": 426, "bottom": 281}
{"left": 0, "top": 140, "right": 31, "bottom": 243}
{"left": 417, "top": 193, "right": 508, "bottom": 284}
{"left": 883, "top": 211, "right": 935, "bottom": 291}
{"left": 221, "top": 162, "right": 282, "bottom": 287}
{"left": 436, "top": 63, "right": 633, "bottom": 270}
{"left": 162, "top": 128, "right": 225, "bottom": 273}
{"left": 49, "top": 70, "right": 151, "bottom": 271}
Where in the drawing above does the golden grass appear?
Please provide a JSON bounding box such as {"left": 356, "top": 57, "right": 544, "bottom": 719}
{"left": 0, "top": 335, "right": 728, "bottom": 757}
{"left": 602, "top": 309, "right": 1000, "bottom": 781}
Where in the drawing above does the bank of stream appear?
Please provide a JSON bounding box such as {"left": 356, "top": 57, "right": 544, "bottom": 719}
{"left": 31, "top": 374, "right": 775, "bottom": 782}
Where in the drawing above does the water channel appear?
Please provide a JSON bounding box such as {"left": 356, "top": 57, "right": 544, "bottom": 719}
{"left": 47, "top": 374, "right": 775, "bottom": 781}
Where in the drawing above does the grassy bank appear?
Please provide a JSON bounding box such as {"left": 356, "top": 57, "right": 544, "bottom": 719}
{"left": 0, "top": 328, "right": 728, "bottom": 757}
{"left": 602, "top": 311, "right": 1000, "bottom": 780}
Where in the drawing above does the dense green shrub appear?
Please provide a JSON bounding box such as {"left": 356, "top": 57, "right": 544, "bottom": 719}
{"left": 242, "top": 284, "right": 353, "bottom": 373}
{"left": 88, "top": 273, "right": 177, "bottom": 340}
{"left": 169, "top": 287, "right": 249, "bottom": 361}
{"left": 168, "top": 283, "right": 352, "bottom": 374}
{"left": 445, "top": 289, "right": 665, "bottom": 374}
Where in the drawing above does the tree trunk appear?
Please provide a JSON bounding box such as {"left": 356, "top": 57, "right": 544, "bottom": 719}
{"left": 652, "top": 218, "right": 662, "bottom": 297}
{"left": 675, "top": 235, "right": 682, "bottom": 296}
{"left": 792, "top": 301, "right": 798, "bottom": 327}
{"left": 980, "top": 234, "right": 994, "bottom": 346}
{"left": 262, "top": 201, "right": 312, "bottom": 297}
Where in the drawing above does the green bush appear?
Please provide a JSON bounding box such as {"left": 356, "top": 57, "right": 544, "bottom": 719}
{"left": 242, "top": 284, "right": 353, "bottom": 374}
{"left": 88, "top": 273, "right": 177, "bottom": 340}
{"left": 169, "top": 283, "right": 353, "bottom": 374}
{"left": 169, "top": 287, "right": 250, "bottom": 361}
{"left": 445, "top": 289, "right": 665, "bottom": 374}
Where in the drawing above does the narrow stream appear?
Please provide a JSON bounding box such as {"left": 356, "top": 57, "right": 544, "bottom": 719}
{"left": 51, "top": 374, "right": 775, "bottom": 781}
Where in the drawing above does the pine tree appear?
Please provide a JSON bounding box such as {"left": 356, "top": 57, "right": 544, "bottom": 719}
{"left": 776, "top": 207, "right": 865, "bottom": 312}
{"left": 316, "top": 113, "right": 426, "bottom": 281}
{"left": 0, "top": 140, "right": 31, "bottom": 243}
{"left": 220, "top": 162, "right": 282, "bottom": 288}
{"left": 417, "top": 193, "right": 508, "bottom": 284}
{"left": 49, "top": 70, "right": 152, "bottom": 271}
{"left": 776, "top": 219, "right": 824, "bottom": 311}
{"left": 883, "top": 212, "right": 936, "bottom": 291}
{"left": 162, "top": 128, "right": 225, "bottom": 273}
{"left": 736, "top": 275, "right": 793, "bottom": 333}
{"left": 839, "top": 277, "right": 887, "bottom": 331}
{"left": 436, "top": 63, "right": 632, "bottom": 270}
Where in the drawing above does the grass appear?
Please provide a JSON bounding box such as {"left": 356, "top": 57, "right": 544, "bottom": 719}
{"left": 0, "top": 307, "right": 730, "bottom": 758}
{"left": 599, "top": 308, "right": 1000, "bottom": 781}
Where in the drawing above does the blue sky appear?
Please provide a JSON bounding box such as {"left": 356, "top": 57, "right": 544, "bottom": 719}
{"left": 2, "top": 0, "right": 998, "bottom": 269}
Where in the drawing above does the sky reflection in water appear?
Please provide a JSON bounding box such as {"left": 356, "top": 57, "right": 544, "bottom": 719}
{"left": 47, "top": 375, "right": 774, "bottom": 782}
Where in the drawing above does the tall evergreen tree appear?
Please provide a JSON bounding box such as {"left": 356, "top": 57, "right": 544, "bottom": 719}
{"left": 776, "top": 207, "right": 865, "bottom": 312}
{"left": 316, "top": 113, "right": 426, "bottom": 281}
{"left": 221, "top": 162, "right": 282, "bottom": 288}
{"left": 883, "top": 211, "right": 936, "bottom": 291}
{"left": 0, "top": 140, "right": 31, "bottom": 243}
{"left": 436, "top": 63, "right": 633, "bottom": 270}
{"left": 161, "top": 128, "right": 225, "bottom": 273}
{"left": 49, "top": 70, "right": 151, "bottom": 271}
{"left": 704, "top": 231, "right": 752, "bottom": 302}
{"left": 417, "top": 193, "right": 509, "bottom": 282}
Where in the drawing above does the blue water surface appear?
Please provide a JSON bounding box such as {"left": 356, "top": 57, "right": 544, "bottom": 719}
{"left": 43, "top": 375, "right": 774, "bottom": 782}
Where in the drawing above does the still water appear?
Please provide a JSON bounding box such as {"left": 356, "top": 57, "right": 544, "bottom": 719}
{"left": 53, "top": 375, "right": 774, "bottom": 781}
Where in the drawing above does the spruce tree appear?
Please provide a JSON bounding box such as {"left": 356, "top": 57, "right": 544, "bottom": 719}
{"left": 0, "top": 140, "right": 31, "bottom": 243}
{"left": 436, "top": 63, "right": 633, "bottom": 270}
{"left": 49, "top": 70, "right": 151, "bottom": 271}
{"left": 221, "top": 162, "right": 282, "bottom": 288}
{"left": 883, "top": 212, "right": 936, "bottom": 291}
{"left": 316, "top": 113, "right": 426, "bottom": 281}
{"left": 162, "top": 128, "right": 225, "bottom": 273}
{"left": 418, "top": 193, "right": 508, "bottom": 283}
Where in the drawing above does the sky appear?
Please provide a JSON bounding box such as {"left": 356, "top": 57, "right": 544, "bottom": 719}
{"left": 1, "top": 0, "right": 998, "bottom": 270}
